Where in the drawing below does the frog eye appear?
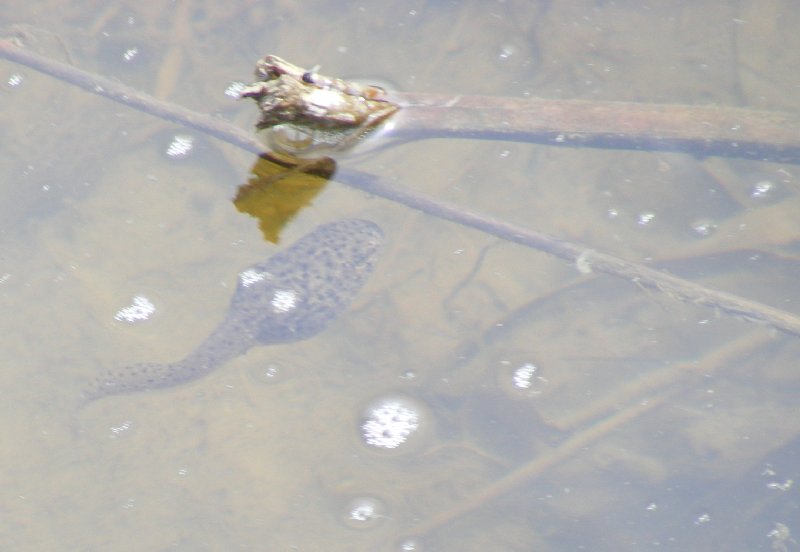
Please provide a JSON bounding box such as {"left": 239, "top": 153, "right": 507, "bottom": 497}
{"left": 362, "top": 86, "right": 386, "bottom": 100}
{"left": 302, "top": 71, "right": 315, "bottom": 84}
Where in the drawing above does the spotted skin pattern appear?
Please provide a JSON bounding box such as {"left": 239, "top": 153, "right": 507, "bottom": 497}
{"left": 83, "top": 220, "right": 382, "bottom": 401}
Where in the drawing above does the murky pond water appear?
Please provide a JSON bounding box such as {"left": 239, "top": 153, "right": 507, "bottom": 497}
{"left": 2, "top": 1, "right": 800, "bottom": 550}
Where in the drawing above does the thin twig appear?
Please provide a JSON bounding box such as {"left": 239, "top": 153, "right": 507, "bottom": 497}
{"left": 3, "top": 39, "right": 800, "bottom": 338}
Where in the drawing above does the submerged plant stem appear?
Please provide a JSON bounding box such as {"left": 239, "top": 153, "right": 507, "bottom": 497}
{"left": 392, "top": 92, "right": 800, "bottom": 164}
{"left": 3, "top": 39, "right": 800, "bottom": 337}
{"left": 400, "top": 330, "right": 768, "bottom": 540}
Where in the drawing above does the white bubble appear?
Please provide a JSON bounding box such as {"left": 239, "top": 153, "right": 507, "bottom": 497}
{"left": 362, "top": 402, "right": 418, "bottom": 449}
{"left": 270, "top": 289, "right": 298, "bottom": 314}
{"left": 694, "top": 512, "right": 711, "bottom": 525}
{"left": 750, "top": 180, "right": 774, "bottom": 198}
{"left": 690, "top": 218, "right": 717, "bottom": 237}
{"left": 767, "top": 522, "right": 791, "bottom": 547}
{"left": 497, "top": 43, "right": 518, "bottom": 61}
{"left": 512, "top": 362, "right": 539, "bottom": 390}
{"left": 224, "top": 81, "right": 247, "bottom": 98}
{"left": 500, "top": 360, "right": 548, "bottom": 397}
{"left": 247, "top": 361, "right": 285, "bottom": 385}
{"left": 165, "top": 134, "right": 195, "bottom": 159}
{"left": 637, "top": 212, "right": 656, "bottom": 226}
{"left": 359, "top": 394, "right": 431, "bottom": 453}
{"left": 105, "top": 419, "right": 136, "bottom": 440}
{"left": 239, "top": 269, "right": 268, "bottom": 288}
{"left": 7, "top": 73, "right": 24, "bottom": 88}
{"left": 122, "top": 47, "right": 139, "bottom": 62}
{"left": 114, "top": 295, "right": 156, "bottom": 323}
{"left": 398, "top": 538, "right": 422, "bottom": 551}
{"left": 341, "top": 496, "right": 388, "bottom": 529}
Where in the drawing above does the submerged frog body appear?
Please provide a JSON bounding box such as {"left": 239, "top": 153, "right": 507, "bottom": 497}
{"left": 83, "top": 219, "right": 382, "bottom": 401}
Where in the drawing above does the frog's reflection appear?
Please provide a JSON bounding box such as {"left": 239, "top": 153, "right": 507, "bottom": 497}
{"left": 234, "top": 154, "right": 335, "bottom": 243}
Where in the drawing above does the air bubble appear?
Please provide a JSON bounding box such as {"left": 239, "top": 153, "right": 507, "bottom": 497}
{"left": 690, "top": 218, "right": 717, "bottom": 238}
{"left": 224, "top": 81, "right": 247, "bottom": 98}
{"left": 165, "top": 134, "right": 195, "bottom": 159}
{"left": 398, "top": 538, "right": 422, "bottom": 551}
{"left": 109, "top": 420, "right": 133, "bottom": 437}
{"left": 358, "top": 394, "right": 431, "bottom": 454}
{"left": 399, "top": 370, "right": 417, "bottom": 381}
{"left": 114, "top": 295, "right": 157, "bottom": 323}
{"left": 497, "top": 43, "right": 518, "bottom": 61}
{"left": 270, "top": 288, "right": 299, "bottom": 314}
{"left": 637, "top": 212, "right": 656, "bottom": 227}
{"left": 341, "top": 496, "right": 388, "bottom": 529}
{"left": 750, "top": 180, "right": 774, "bottom": 199}
{"left": 512, "top": 363, "right": 539, "bottom": 389}
{"left": 694, "top": 512, "right": 711, "bottom": 525}
{"left": 247, "top": 361, "right": 284, "bottom": 385}
{"left": 122, "top": 47, "right": 139, "bottom": 63}
{"left": 6, "top": 73, "right": 24, "bottom": 88}
{"left": 499, "top": 360, "right": 548, "bottom": 397}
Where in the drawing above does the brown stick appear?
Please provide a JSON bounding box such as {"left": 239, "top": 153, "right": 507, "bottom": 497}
{"left": 0, "top": 39, "right": 268, "bottom": 156}
{"left": 392, "top": 92, "right": 800, "bottom": 164}
{"left": 336, "top": 169, "right": 800, "bottom": 337}
{"left": 5, "top": 38, "right": 799, "bottom": 165}
{"left": 402, "top": 329, "right": 769, "bottom": 539}
{"left": 405, "top": 392, "right": 671, "bottom": 538}
{"left": 4, "top": 39, "right": 800, "bottom": 339}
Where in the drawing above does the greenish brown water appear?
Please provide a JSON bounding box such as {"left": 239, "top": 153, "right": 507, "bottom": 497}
{"left": 2, "top": 2, "right": 800, "bottom": 551}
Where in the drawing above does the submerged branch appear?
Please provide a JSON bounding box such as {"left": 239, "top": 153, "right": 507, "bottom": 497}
{"left": 335, "top": 168, "right": 800, "bottom": 337}
{"left": 392, "top": 92, "right": 800, "bottom": 164}
{"left": 0, "top": 38, "right": 267, "bottom": 157}
{"left": 3, "top": 39, "right": 800, "bottom": 337}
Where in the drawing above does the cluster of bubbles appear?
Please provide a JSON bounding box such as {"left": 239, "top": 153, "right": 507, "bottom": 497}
{"left": 164, "top": 134, "right": 195, "bottom": 159}
{"left": 750, "top": 180, "right": 775, "bottom": 199}
{"left": 113, "top": 294, "right": 156, "bottom": 323}
{"left": 498, "top": 359, "right": 549, "bottom": 397}
{"left": 359, "top": 394, "right": 428, "bottom": 452}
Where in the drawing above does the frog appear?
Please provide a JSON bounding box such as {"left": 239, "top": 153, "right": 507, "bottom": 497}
{"left": 82, "top": 219, "right": 383, "bottom": 402}
{"left": 237, "top": 55, "right": 400, "bottom": 156}
{"left": 252, "top": 54, "right": 390, "bottom": 102}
